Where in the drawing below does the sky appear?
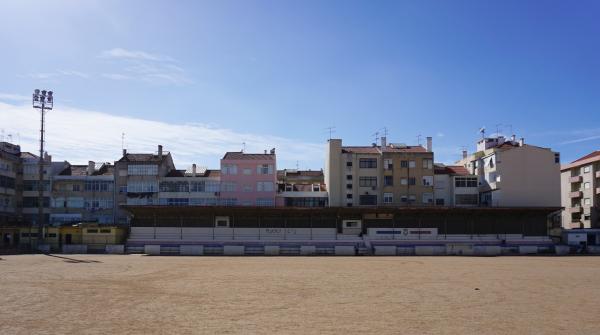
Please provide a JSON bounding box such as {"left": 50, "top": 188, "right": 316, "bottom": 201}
{"left": 0, "top": 0, "right": 599, "bottom": 169}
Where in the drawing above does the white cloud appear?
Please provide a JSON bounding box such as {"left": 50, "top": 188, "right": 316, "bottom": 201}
{"left": 0, "top": 93, "right": 30, "bottom": 102}
{"left": 99, "top": 48, "right": 191, "bottom": 86}
{"left": 0, "top": 101, "right": 324, "bottom": 169}
{"left": 100, "top": 48, "right": 173, "bottom": 62}
{"left": 18, "top": 70, "right": 89, "bottom": 81}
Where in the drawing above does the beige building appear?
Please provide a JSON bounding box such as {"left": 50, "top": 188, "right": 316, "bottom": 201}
{"left": 114, "top": 145, "right": 175, "bottom": 224}
{"left": 560, "top": 151, "right": 600, "bottom": 229}
{"left": 51, "top": 161, "right": 115, "bottom": 225}
{"left": 158, "top": 165, "right": 221, "bottom": 206}
{"left": 326, "top": 137, "right": 434, "bottom": 207}
{"left": 457, "top": 135, "right": 560, "bottom": 207}
{"left": 433, "top": 164, "right": 479, "bottom": 207}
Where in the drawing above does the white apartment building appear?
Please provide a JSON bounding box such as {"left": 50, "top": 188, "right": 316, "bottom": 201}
{"left": 457, "top": 135, "right": 560, "bottom": 207}
{"left": 433, "top": 164, "right": 479, "bottom": 206}
{"left": 561, "top": 151, "right": 600, "bottom": 229}
{"left": 158, "top": 165, "right": 221, "bottom": 206}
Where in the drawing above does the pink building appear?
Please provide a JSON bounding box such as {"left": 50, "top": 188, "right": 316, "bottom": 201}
{"left": 219, "top": 150, "right": 277, "bottom": 206}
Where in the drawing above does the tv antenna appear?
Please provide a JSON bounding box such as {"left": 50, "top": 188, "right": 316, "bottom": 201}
{"left": 242, "top": 142, "right": 246, "bottom": 152}
{"left": 479, "top": 127, "right": 486, "bottom": 139}
{"left": 372, "top": 131, "right": 380, "bottom": 144}
{"left": 416, "top": 134, "right": 422, "bottom": 145}
{"left": 121, "top": 132, "right": 126, "bottom": 151}
{"left": 325, "top": 126, "right": 336, "bottom": 140}
{"left": 495, "top": 123, "right": 503, "bottom": 137}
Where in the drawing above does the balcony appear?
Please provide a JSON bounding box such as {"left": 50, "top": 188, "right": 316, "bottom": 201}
{"left": 569, "top": 206, "right": 583, "bottom": 213}
{"left": 569, "top": 191, "right": 583, "bottom": 198}
{"left": 596, "top": 170, "right": 600, "bottom": 179}
{"left": 570, "top": 175, "right": 582, "bottom": 183}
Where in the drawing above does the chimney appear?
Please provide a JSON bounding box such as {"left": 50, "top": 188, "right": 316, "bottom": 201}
{"left": 87, "top": 161, "right": 95, "bottom": 175}
{"left": 381, "top": 136, "right": 387, "bottom": 147}
{"left": 158, "top": 145, "right": 163, "bottom": 157}
{"left": 511, "top": 134, "right": 516, "bottom": 142}
{"left": 519, "top": 138, "right": 524, "bottom": 146}
{"left": 462, "top": 150, "right": 468, "bottom": 159}
{"left": 122, "top": 149, "right": 127, "bottom": 156}
{"left": 264, "top": 150, "right": 267, "bottom": 154}
{"left": 426, "top": 136, "right": 433, "bottom": 152}
{"left": 192, "top": 163, "right": 197, "bottom": 177}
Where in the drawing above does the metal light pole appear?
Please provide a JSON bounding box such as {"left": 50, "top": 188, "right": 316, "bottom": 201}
{"left": 32, "top": 89, "right": 53, "bottom": 250}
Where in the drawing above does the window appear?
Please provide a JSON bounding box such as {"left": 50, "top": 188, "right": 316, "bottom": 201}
{"left": 436, "top": 198, "right": 445, "bottom": 206}
{"left": 359, "top": 177, "right": 377, "bottom": 187}
{"left": 584, "top": 198, "right": 591, "bottom": 206}
{"left": 256, "top": 198, "right": 274, "bottom": 206}
{"left": 384, "top": 159, "right": 393, "bottom": 170}
{"left": 422, "top": 159, "right": 433, "bottom": 169}
{"left": 346, "top": 194, "right": 353, "bottom": 199}
{"left": 346, "top": 183, "right": 352, "bottom": 189}
{"left": 242, "top": 185, "right": 253, "bottom": 192}
{"left": 0, "top": 176, "right": 15, "bottom": 189}
{"left": 383, "top": 192, "right": 393, "bottom": 204}
{"left": 84, "top": 198, "right": 113, "bottom": 209}
{"left": 584, "top": 182, "right": 591, "bottom": 189}
{"left": 409, "top": 161, "right": 416, "bottom": 168}
{"left": 422, "top": 193, "right": 433, "bottom": 204}
{"left": 87, "top": 229, "right": 98, "bottom": 234}
{"left": 85, "top": 180, "right": 114, "bottom": 192}
{"left": 222, "top": 164, "right": 237, "bottom": 175}
{"left": 359, "top": 158, "right": 377, "bottom": 168}
{"left": 243, "top": 168, "right": 252, "bottom": 175}
{"left": 257, "top": 181, "right": 274, "bottom": 192}
{"left": 346, "top": 161, "right": 353, "bottom": 167}
{"left": 400, "top": 160, "right": 409, "bottom": 168}
{"left": 408, "top": 195, "right": 416, "bottom": 203}
{"left": 455, "top": 194, "right": 479, "bottom": 205}
{"left": 159, "top": 181, "right": 189, "bottom": 193}
{"left": 127, "top": 165, "right": 158, "bottom": 176}
{"left": 312, "top": 184, "right": 321, "bottom": 192}
{"left": 554, "top": 153, "right": 560, "bottom": 164}
{"left": 100, "top": 229, "right": 111, "bottom": 234}
{"left": 343, "top": 220, "right": 362, "bottom": 229}
{"left": 583, "top": 166, "right": 591, "bottom": 173}
{"left": 127, "top": 181, "right": 158, "bottom": 193}
{"left": 401, "top": 195, "right": 408, "bottom": 203}
{"left": 285, "top": 184, "right": 293, "bottom": 192}
{"left": 401, "top": 178, "right": 408, "bottom": 185}
{"left": 408, "top": 177, "right": 416, "bottom": 185}
{"left": 257, "top": 164, "right": 273, "bottom": 175}
{"left": 215, "top": 216, "right": 230, "bottom": 227}
{"left": 119, "top": 186, "right": 127, "bottom": 194}
{"left": 346, "top": 175, "right": 353, "bottom": 180}
{"left": 455, "top": 177, "right": 478, "bottom": 188}
{"left": 72, "top": 184, "right": 81, "bottom": 192}
{"left": 384, "top": 175, "right": 393, "bottom": 186}
{"left": 359, "top": 195, "right": 377, "bottom": 205}
{"left": 422, "top": 176, "right": 433, "bottom": 186}
{"left": 221, "top": 182, "right": 237, "bottom": 192}
{"left": 158, "top": 198, "right": 189, "bottom": 206}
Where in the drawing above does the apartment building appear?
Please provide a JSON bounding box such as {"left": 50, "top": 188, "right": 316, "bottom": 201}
{"left": 276, "top": 169, "right": 328, "bottom": 207}
{"left": 220, "top": 150, "right": 277, "bottom": 206}
{"left": 433, "top": 164, "right": 479, "bottom": 206}
{"left": 0, "top": 142, "right": 22, "bottom": 224}
{"left": 20, "top": 152, "right": 56, "bottom": 225}
{"left": 457, "top": 135, "right": 560, "bottom": 207}
{"left": 158, "top": 164, "right": 220, "bottom": 206}
{"left": 561, "top": 151, "right": 600, "bottom": 229}
{"left": 326, "top": 137, "right": 434, "bottom": 207}
{"left": 114, "top": 145, "right": 175, "bottom": 223}
{"left": 51, "top": 161, "right": 115, "bottom": 226}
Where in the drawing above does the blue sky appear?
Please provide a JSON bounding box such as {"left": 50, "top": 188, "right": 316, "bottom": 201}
{"left": 0, "top": 0, "right": 599, "bottom": 169}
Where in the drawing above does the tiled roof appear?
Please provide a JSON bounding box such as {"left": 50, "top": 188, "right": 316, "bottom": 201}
{"left": 118, "top": 153, "right": 166, "bottom": 162}
{"left": 222, "top": 152, "right": 275, "bottom": 160}
{"left": 203, "top": 169, "right": 220, "bottom": 177}
{"left": 58, "top": 164, "right": 114, "bottom": 176}
{"left": 434, "top": 165, "right": 471, "bottom": 176}
{"left": 561, "top": 150, "right": 600, "bottom": 171}
{"left": 342, "top": 145, "right": 428, "bottom": 154}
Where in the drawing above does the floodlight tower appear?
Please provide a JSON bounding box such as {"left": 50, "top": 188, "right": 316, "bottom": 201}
{"left": 32, "top": 89, "right": 53, "bottom": 249}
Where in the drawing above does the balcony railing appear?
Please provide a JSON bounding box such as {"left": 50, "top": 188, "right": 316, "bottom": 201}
{"left": 570, "top": 175, "right": 582, "bottom": 183}
{"left": 569, "top": 206, "right": 583, "bottom": 213}
{"left": 569, "top": 191, "right": 583, "bottom": 198}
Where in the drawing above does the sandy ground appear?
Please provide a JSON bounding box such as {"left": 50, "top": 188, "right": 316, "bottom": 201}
{"left": 1, "top": 255, "right": 599, "bottom": 335}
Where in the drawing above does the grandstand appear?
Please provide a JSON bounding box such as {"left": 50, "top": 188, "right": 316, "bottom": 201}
{"left": 125, "top": 206, "right": 560, "bottom": 256}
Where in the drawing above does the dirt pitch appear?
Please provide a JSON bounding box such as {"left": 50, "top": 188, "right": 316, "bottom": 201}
{"left": 1, "top": 255, "right": 600, "bottom": 335}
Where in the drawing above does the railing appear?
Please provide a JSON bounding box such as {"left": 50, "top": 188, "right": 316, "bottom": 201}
{"left": 569, "top": 206, "right": 582, "bottom": 213}
{"left": 570, "top": 175, "right": 582, "bottom": 183}
{"left": 569, "top": 191, "right": 583, "bottom": 198}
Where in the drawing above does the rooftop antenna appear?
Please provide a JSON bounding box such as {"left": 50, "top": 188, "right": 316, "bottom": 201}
{"left": 416, "top": 134, "right": 422, "bottom": 145}
{"left": 296, "top": 160, "right": 299, "bottom": 170}
{"left": 7, "top": 134, "right": 12, "bottom": 143}
{"left": 505, "top": 124, "right": 513, "bottom": 136}
{"left": 372, "top": 131, "right": 380, "bottom": 144}
{"left": 495, "top": 123, "right": 503, "bottom": 137}
{"left": 242, "top": 142, "right": 246, "bottom": 152}
{"left": 121, "top": 132, "right": 126, "bottom": 151}
{"left": 382, "top": 127, "right": 389, "bottom": 138}
{"left": 325, "top": 126, "right": 336, "bottom": 140}
{"left": 479, "top": 127, "right": 486, "bottom": 139}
